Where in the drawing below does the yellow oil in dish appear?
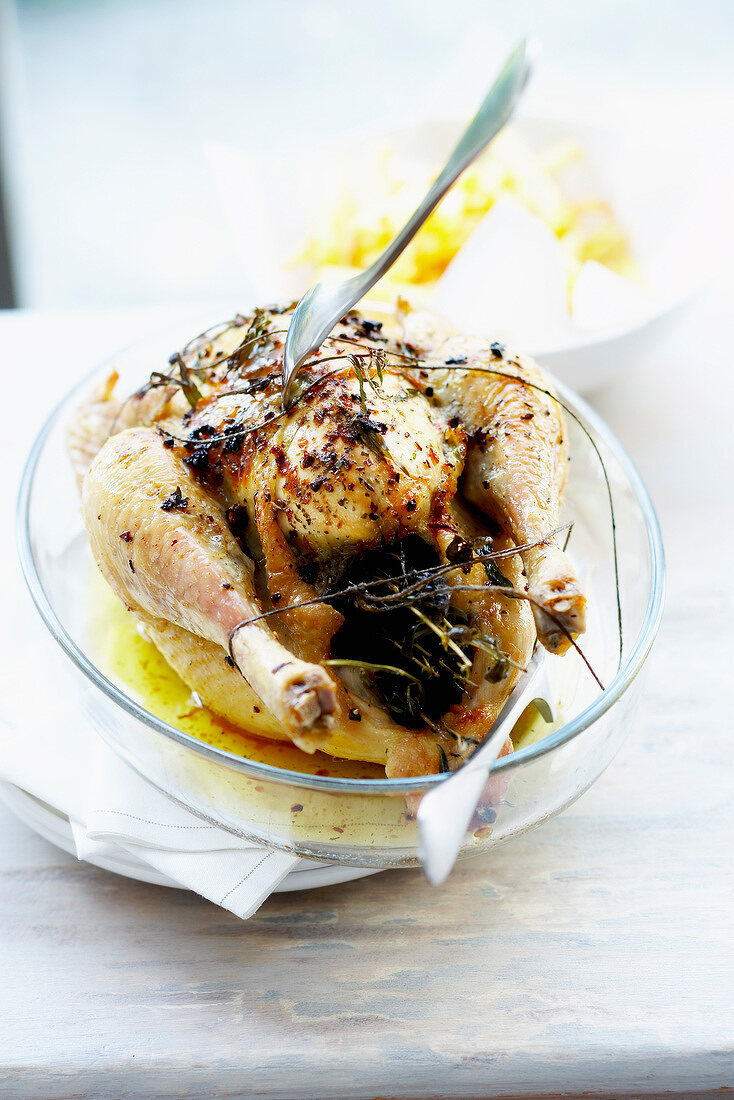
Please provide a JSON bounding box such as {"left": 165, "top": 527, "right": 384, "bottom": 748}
{"left": 88, "top": 564, "right": 555, "bottom": 783}
{"left": 91, "top": 579, "right": 550, "bottom": 759}
{"left": 87, "top": 569, "right": 385, "bottom": 780}
{"left": 86, "top": 568, "right": 562, "bottom": 853}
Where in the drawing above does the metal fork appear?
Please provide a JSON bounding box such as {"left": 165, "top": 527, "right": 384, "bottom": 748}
{"left": 281, "top": 38, "right": 534, "bottom": 409}
{"left": 417, "top": 648, "right": 555, "bottom": 886}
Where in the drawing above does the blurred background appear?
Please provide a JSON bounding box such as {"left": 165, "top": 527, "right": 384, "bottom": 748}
{"left": 0, "top": 0, "right": 732, "bottom": 312}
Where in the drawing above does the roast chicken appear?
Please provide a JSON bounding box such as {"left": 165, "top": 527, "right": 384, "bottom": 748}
{"left": 70, "top": 302, "right": 586, "bottom": 778}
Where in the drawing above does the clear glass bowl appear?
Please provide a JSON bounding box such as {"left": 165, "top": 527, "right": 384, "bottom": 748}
{"left": 17, "top": 321, "right": 664, "bottom": 868}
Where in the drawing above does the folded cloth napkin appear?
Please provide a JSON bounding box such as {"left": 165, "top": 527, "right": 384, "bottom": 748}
{"left": 71, "top": 751, "right": 300, "bottom": 917}
{"left": 0, "top": 578, "right": 300, "bottom": 919}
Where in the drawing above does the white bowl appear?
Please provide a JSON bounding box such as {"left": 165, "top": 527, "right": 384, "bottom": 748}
{"left": 208, "top": 113, "right": 713, "bottom": 391}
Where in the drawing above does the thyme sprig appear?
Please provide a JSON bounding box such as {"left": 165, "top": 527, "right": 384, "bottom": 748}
{"left": 327, "top": 337, "right": 622, "bottom": 669}
{"left": 228, "top": 525, "right": 598, "bottom": 728}
{"left": 323, "top": 658, "right": 423, "bottom": 685}
{"left": 350, "top": 348, "right": 387, "bottom": 411}
{"left": 225, "top": 310, "right": 274, "bottom": 377}
{"left": 326, "top": 536, "right": 492, "bottom": 726}
{"left": 169, "top": 353, "right": 202, "bottom": 408}
{"left": 116, "top": 307, "right": 619, "bottom": 688}
{"left": 297, "top": 332, "right": 621, "bottom": 668}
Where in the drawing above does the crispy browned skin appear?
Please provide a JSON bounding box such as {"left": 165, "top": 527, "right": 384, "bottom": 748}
{"left": 75, "top": 303, "right": 584, "bottom": 774}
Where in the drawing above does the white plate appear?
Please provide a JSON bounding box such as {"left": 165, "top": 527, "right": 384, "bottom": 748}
{"left": 0, "top": 781, "right": 380, "bottom": 893}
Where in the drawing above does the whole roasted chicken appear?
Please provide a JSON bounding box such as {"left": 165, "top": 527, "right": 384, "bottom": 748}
{"left": 70, "top": 303, "right": 586, "bottom": 778}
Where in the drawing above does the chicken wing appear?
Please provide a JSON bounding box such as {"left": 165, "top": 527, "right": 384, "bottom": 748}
{"left": 399, "top": 305, "right": 586, "bottom": 653}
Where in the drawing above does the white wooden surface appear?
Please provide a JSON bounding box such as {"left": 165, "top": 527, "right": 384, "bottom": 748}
{"left": 1, "top": 286, "right": 733, "bottom": 1099}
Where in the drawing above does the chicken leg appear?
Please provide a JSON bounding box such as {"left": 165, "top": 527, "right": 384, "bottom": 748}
{"left": 82, "top": 426, "right": 337, "bottom": 750}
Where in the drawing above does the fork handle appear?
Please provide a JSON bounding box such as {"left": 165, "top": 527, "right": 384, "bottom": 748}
{"left": 282, "top": 39, "right": 533, "bottom": 408}
{"left": 342, "top": 39, "right": 534, "bottom": 309}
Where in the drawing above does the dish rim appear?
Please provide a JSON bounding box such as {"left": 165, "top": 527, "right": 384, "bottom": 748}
{"left": 16, "top": 326, "right": 665, "bottom": 794}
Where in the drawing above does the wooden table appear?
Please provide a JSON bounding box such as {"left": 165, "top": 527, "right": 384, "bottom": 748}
{"left": 1, "top": 288, "right": 732, "bottom": 1099}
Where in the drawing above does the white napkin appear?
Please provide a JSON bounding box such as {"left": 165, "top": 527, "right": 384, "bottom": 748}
{"left": 0, "top": 594, "right": 300, "bottom": 920}
{"left": 71, "top": 736, "right": 300, "bottom": 917}
{"left": 0, "top": 687, "right": 300, "bottom": 918}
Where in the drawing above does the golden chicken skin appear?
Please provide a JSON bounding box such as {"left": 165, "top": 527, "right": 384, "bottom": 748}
{"left": 71, "top": 303, "right": 585, "bottom": 777}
